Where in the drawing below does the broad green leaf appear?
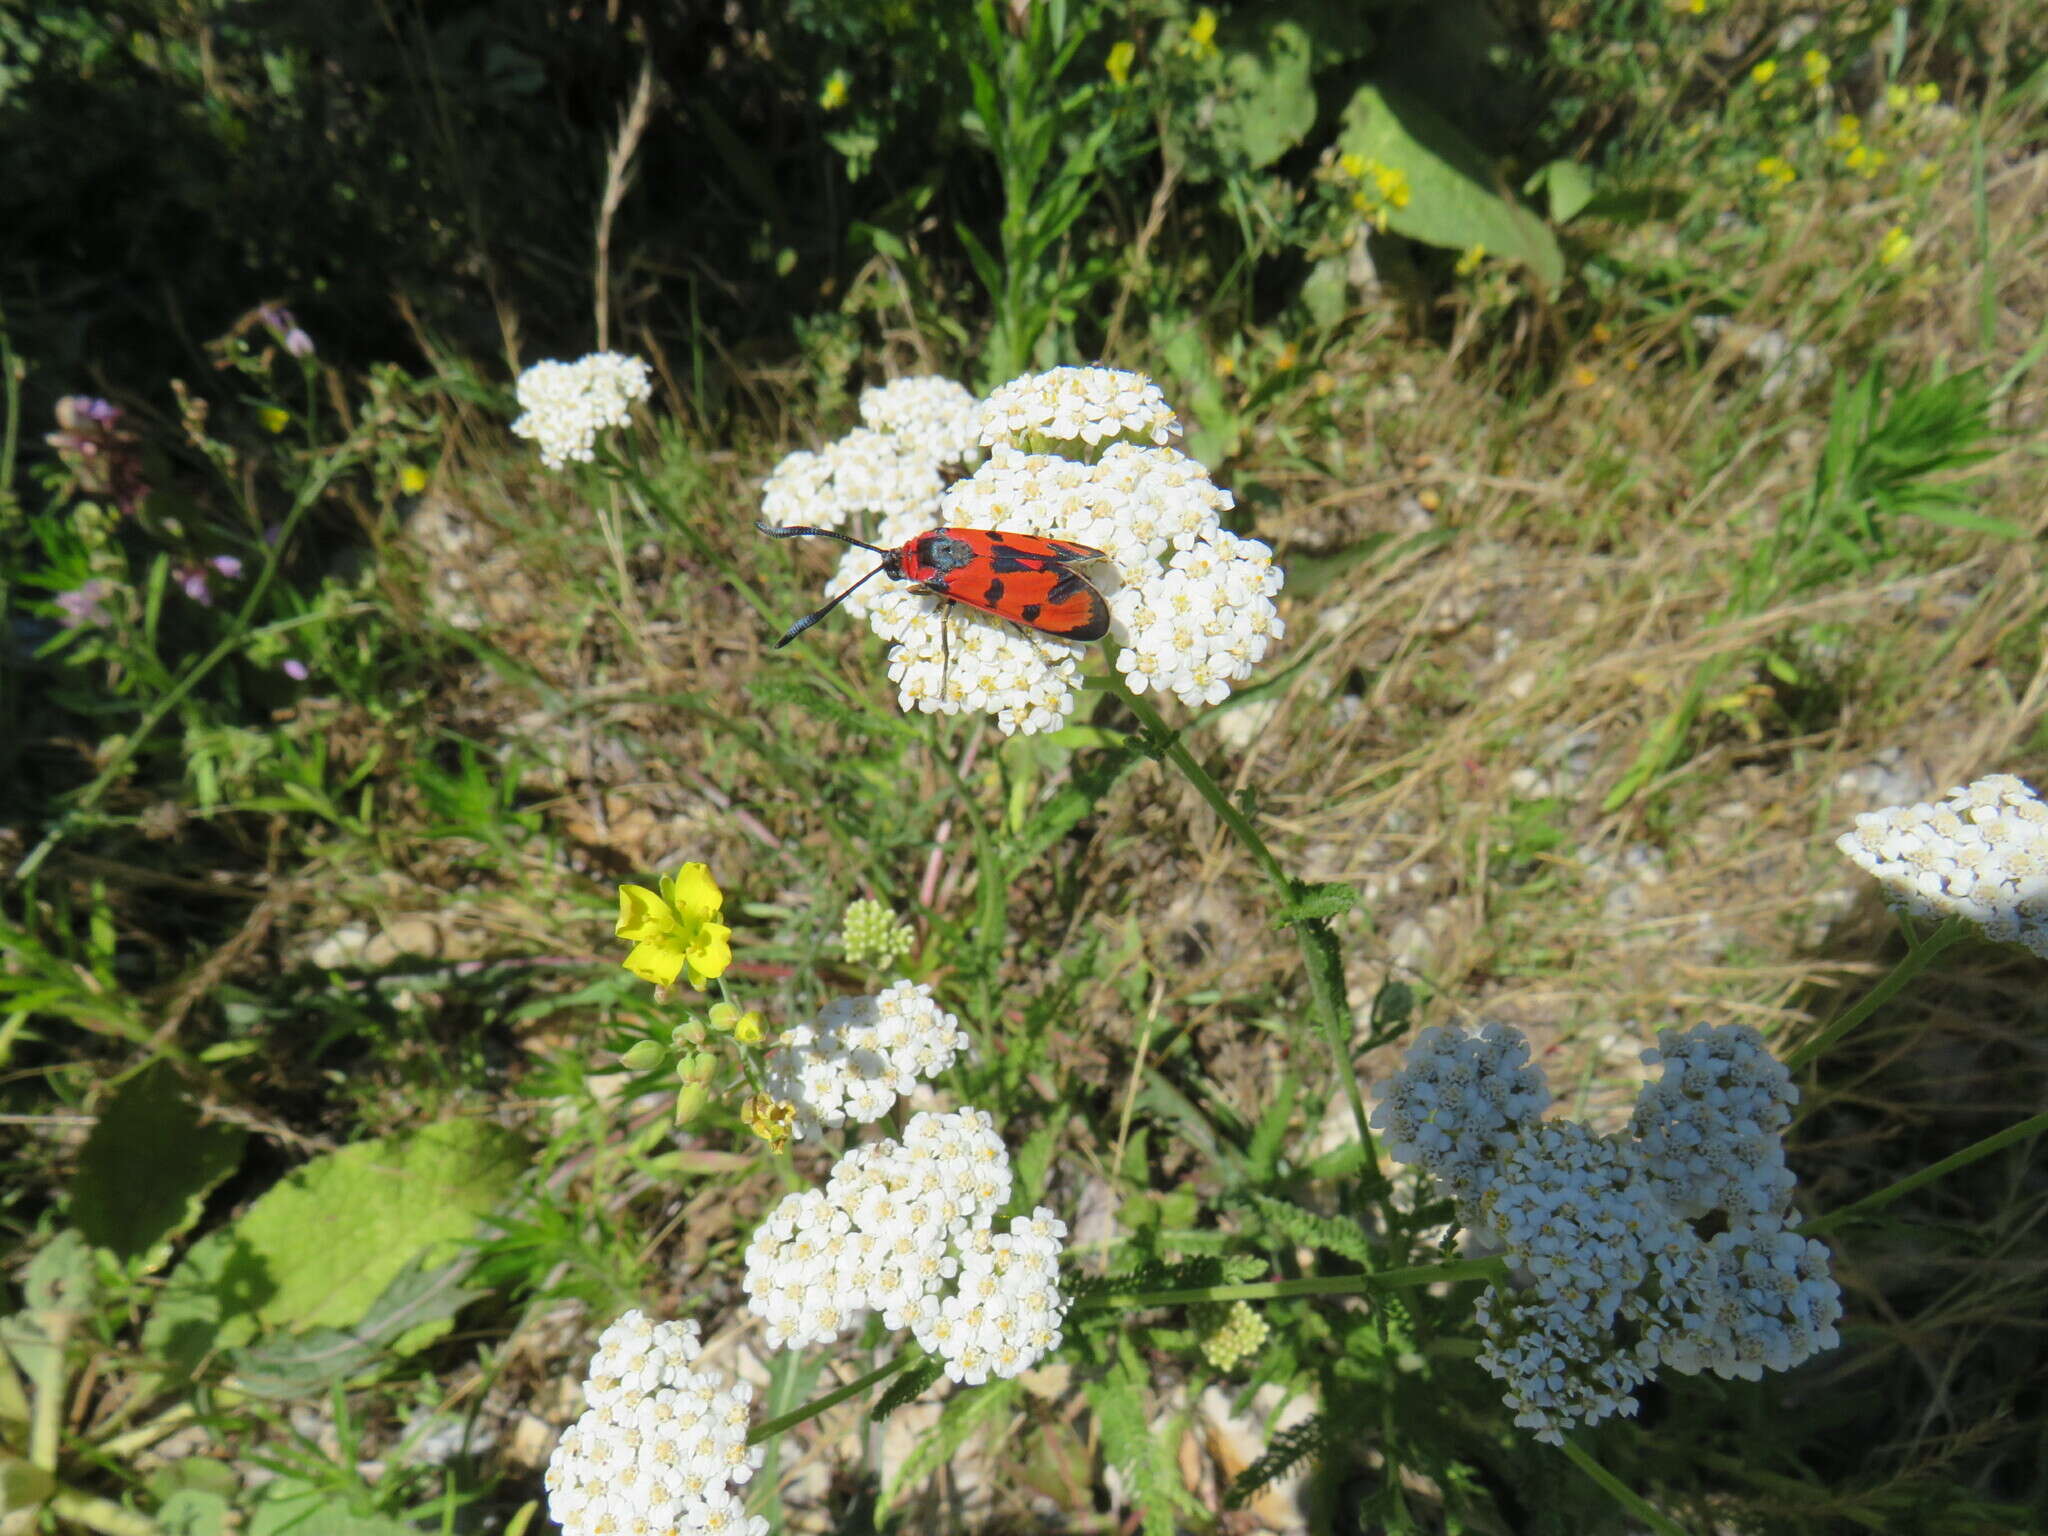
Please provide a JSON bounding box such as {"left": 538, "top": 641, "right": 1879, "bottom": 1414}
{"left": 1173, "top": 20, "right": 1316, "bottom": 183}
{"left": 71, "top": 1063, "right": 246, "bottom": 1268}
{"left": 248, "top": 1477, "right": 426, "bottom": 1536}
{"left": 1526, "top": 158, "right": 1597, "bottom": 223}
{"left": 1338, "top": 85, "right": 1564, "bottom": 290}
{"left": 143, "top": 1120, "right": 527, "bottom": 1381}
{"left": 226, "top": 1256, "right": 488, "bottom": 1398}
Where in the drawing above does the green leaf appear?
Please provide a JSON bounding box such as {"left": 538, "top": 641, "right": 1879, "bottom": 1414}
{"left": 247, "top": 1477, "right": 427, "bottom": 1536}
{"left": 1525, "top": 158, "right": 1597, "bottom": 223}
{"left": 1087, "top": 1338, "right": 1200, "bottom": 1534}
{"left": 1243, "top": 1192, "right": 1375, "bottom": 1264}
{"left": 1271, "top": 880, "right": 1357, "bottom": 928}
{"left": 1337, "top": 84, "right": 1564, "bottom": 290}
{"left": 225, "top": 1256, "right": 488, "bottom": 1398}
{"left": 143, "top": 1120, "right": 528, "bottom": 1382}
{"left": 1173, "top": 20, "right": 1316, "bottom": 183}
{"left": 881, "top": 1377, "right": 1019, "bottom": 1510}
{"left": 70, "top": 1063, "right": 246, "bottom": 1268}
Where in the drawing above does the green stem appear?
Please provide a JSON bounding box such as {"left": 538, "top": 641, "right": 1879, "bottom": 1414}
{"left": 1556, "top": 1437, "right": 1689, "bottom": 1536}
{"left": 748, "top": 1351, "right": 914, "bottom": 1442}
{"left": 1101, "top": 670, "right": 1379, "bottom": 1186}
{"left": 1078, "top": 1257, "right": 1508, "bottom": 1313}
{"left": 1786, "top": 916, "right": 1968, "bottom": 1073}
{"left": 1804, "top": 1108, "right": 2048, "bottom": 1238}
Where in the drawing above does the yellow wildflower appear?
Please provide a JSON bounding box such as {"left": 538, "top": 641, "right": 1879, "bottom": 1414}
{"left": 742, "top": 1093, "right": 797, "bottom": 1153}
{"left": 1827, "top": 114, "right": 1861, "bottom": 153}
{"left": 257, "top": 406, "right": 290, "bottom": 434}
{"left": 1915, "top": 82, "right": 1939, "bottom": 105}
{"left": 1456, "top": 244, "right": 1487, "bottom": 277}
{"left": 1756, "top": 155, "right": 1797, "bottom": 185}
{"left": 1337, "top": 151, "right": 1366, "bottom": 181}
{"left": 399, "top": 464, "right": 429, "bottom": 495}
{"left": 1885, "top": 84, "right": 1910, "bottom": 112}
{"left": 1751, "top": 59, "right": 1778, "bottom": 86}
{"left": 615, "top": 863, "right": 733, "bottom": 989}
{"left": 1188, "top": 7, "right": 1218, "bottom": 58}
{"left": 1106, "top": 40, "right": 1135, "bottom": 86}
{"left": 1802, "top": 50, "right": 1830, "bottom": 86}
{"left": 1373, "top": 163, "right": 1411, "bottom": 208}
{"left": 819, "top": 70, "right": 849, "bottom": 111}
{"left": 1273, "top": 341, "right": 1299, "bottom": 371}
{"left": 1213, "top": 353, "right": 1237, "bottom": 380}
{"left": 1877, "top": 226, "right": 1913, "bottom": 267}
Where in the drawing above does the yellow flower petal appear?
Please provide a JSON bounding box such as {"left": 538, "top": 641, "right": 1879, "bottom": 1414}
{"left": 623, "top": 939, "right": 687, "bottom": 987}
{"left": 667, "top": 862, "right": 723, "bottom": 922}
{"left": 616, "top": 883, "right": 676, "bottom": 942}
{"left": 684, "top": 921, "right": 734, "bottom": 987}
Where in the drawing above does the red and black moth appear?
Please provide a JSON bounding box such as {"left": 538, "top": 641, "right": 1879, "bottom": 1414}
{"left": 756, "top": 522, "right": 1113, "bottom": 648}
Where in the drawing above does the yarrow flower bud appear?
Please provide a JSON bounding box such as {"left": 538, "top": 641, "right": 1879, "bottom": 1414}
{"left": 1198, "top": 1300, "right": 1271, "bottom": 1372}
{"left": 741, "top": 1109, "right": 1069, "bottom": 1382}
{"left": 544, "top": 1311, "right": 767, "bottom": 1536}
{"left": 1374, "top": 1022, "right": 1841, "bottom": 1444}
{"left": 511, "top": 352, "right": 653, "bottom": 470}
{"left": 839, "top": 897, "right": 917, "bottom": 969}
{"left": 1835, "top": 772, "right": 2048, "bottom": 959}
{"left": 759, "top": 981, "right": 969, "bottom": 1137}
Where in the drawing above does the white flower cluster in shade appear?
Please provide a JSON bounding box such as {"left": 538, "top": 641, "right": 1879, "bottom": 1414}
{"left": 511, "top": 353, "right": 653, "bottom": 470}
{"left": 1836, "top": 771, "right": 2048, "bottom": 959}
{"left": 1372, "top": 1022, "right": 1842, "bottom": 1446}
{"left": 759, "top": 981, "right": 969, "bottom": 1139}
{"left": 544, "top": 1311, "right": 766, "bottom": 1536}
{"left": 742, "top": 1109, "right": 1069, "bottom": 1385}
{"left": 859, "top": 376, "right": 984, "bottom": 468}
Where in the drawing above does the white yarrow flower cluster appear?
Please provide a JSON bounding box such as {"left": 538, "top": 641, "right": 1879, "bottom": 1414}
{"left": 979, "top": 365, "right": 1179, "bottom": 449}
{"left": 1836, "top": 771, "right": 2048, "bottom": 959}
{"left": 544, "top": 1311, "right": 766, "bottom": 1536}
{"left": 760, "top": 981, "right": 970, "bottom": 1138}
{"left": 824, "top": 377, "right": 1282, "bottom": 732}
{"left": 760, "top": 428, "right": 945, "bottom": 533}
{"left": 859, "top": 376, "right": 983, "bottom": 468}
{"left": 742, "top": 1109, "right": 1069, "bottom": 1383}
{"left": 511, "top": 352, "right": 653, "bottom": 469}
{"left": 1374, "top": 1022, "right": 1842, "bottom": 1445}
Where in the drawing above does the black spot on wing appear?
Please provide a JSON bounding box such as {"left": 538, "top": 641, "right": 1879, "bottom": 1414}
{"left": 1020, "top": 603, "right": 1042, "bottom": 623}
{"left": 983, "top": 577, "right": 1006, "bottom": 604}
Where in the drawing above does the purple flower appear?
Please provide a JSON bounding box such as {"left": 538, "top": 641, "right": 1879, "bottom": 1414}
{"left": 46, "top": 395, "right": 148, "bottom": 513}
{"left": 54, "top": 579, "right": 112, "bottom": 629}
{"left": 208, "top": 554, "right": 244, "bottom": 579}
{"left": 257, "top": 303, "right": 315, "bottom": 358}
{"left": 282, "top": 658, "right": 310, "bottom": 681}
{"left": 174, "top": 564, "right": 214, "bottom": 606}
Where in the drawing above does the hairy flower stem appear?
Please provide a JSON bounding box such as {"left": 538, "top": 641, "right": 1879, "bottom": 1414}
{"left": 747, "top": 1351, "right": 914, "bottom": 1443}
{"left": 1786, "top": 915, "right": 1967, "bottom": 1073}
{"left": 1803, "top": 1106, "right": 2048, "bottom": 1238}
{"left": 1557, "top": 1438, "right": 1689, "bottom": 1536}
{"left": 1077, "top": 1256, "right": 1509, "bottom": 1312}
{"left": 1102, "top": 671, "right": 1383, "bottom": 1203}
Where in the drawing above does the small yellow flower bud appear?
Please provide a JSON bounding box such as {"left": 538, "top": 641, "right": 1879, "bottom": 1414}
{"left": 674, "top": 1082, "right": 709, "bottom": 1126}
{"left": 257, "top": 406, "right": 290, "bottom": 434}
{"left": 619, "top": 1039, "right": 667, "bottom": 1072}
{"left": 1105, "top": 41, "right": 1135, "bottom": 86}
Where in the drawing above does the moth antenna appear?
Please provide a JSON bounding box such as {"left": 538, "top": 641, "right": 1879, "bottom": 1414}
{"left": 755, "top": 521, "right": 890, "bottom": 557}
